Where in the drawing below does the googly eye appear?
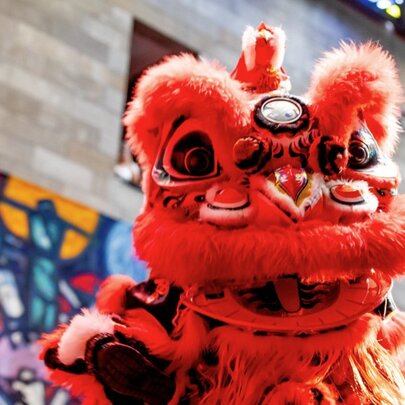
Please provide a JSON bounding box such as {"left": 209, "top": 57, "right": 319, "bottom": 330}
{"left": 183, "top": 146, "right": 213, "bottom": 175}
{"left": 170, "top": 132, "right": 215, "bottom": 177}
{"left": 348, "top": 141, "right": 370, "bottom": 168}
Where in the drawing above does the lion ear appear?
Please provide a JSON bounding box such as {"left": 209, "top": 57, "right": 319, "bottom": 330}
{"left": 307, "top": 42, "right": 403, "bottom": 156}
{"left": 123, "top": 53, "right": 249, "bottom": 175}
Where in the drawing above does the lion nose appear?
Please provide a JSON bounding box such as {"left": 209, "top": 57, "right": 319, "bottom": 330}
{"left": 208, "top": 187, "right": 249, "bottom": 210}
{"left": 273, "top": 165, "right": 309, "bottom": 203}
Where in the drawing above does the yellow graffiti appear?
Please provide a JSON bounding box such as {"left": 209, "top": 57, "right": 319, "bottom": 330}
{"left": 60, "top": 230, "right": 89, "bottom": 259}
{"left": 0, "top": 203, "right": 29, "bottom": 239}
{"left": 1, "top": 176, "right": 99, "bottom": 257}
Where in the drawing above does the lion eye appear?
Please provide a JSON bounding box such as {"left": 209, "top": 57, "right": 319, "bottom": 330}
{"left": 348, "top": 141, "right": 370, "bottom": 168}
{"left": 348, "top": 128, "right": 379, "bottom": 170}
{"left": 183, "top": 146, "right": 213, "bottom": 175}
{"left": 171, "top": 132, "right": 215, "bottom": 177}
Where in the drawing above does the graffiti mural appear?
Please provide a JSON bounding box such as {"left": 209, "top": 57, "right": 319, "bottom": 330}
{"left": 0, "top": 172, "right": 148, "bottom": 404}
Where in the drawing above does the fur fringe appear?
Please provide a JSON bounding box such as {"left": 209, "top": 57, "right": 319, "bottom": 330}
{"left": 348, "top": 339, "right": 405, "bottom": 405}
{"left": 134, "top": 195, "right": 405, "bottom": 288}
{"left": 198, "top": 314, "right": 405, "bottom": 404}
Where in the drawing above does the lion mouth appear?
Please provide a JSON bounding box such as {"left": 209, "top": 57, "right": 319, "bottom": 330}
{"left": 182, "top": 272, "right": 392, "bottom": 336}
{"left": 234, "top": 276, "right": 340, "bottom": 316}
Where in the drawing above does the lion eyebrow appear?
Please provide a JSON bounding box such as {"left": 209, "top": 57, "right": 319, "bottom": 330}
{"left": 170, "top": 115, "right": 188, "bottom": 135}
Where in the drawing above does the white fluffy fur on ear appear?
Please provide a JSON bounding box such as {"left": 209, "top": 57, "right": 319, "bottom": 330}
{"left": 58, "top": 309, "right": 115, "bottom": 365}
{"left": 242, "top": 25, "right": 257, "bottom": 71}
{"left": 269, "top": 26, "right": 286, "bottom": 69}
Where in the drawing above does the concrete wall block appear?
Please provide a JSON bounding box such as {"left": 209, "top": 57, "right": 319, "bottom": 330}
{"left": 81, "top": 15, "right": 128, "bottom": 49}
{"left": 109, "top": 6, "right": 133, "bottom": 32}
{"left": 1, "top": 0, "right": 110, "bottom": 64}
{"left": 67, "top": 141, "right": 115, "bottom": 174}
{"left": 0, "top": 83, "right": 41, "bottom": 118}
{"left": 1, "top": 44, "right": 105, "bottom": 103}
{"left": 107, "top": 46, "right": 130, "bottom": 75}
{"left": 0, "top": 112, "right": 67, "bottom": 157}
{"left": 36, "top": 103, "right": 101, "bottom": 146}
{"left": 0, "top": 62, "right": 121, "bottom": 137}
{"left": 105, "top": 176, "right": 144, "bottom": 220}
{"left": 0, "top": 155, "right": 65, "bottom": 194}
{"left": 4, "top": 15, "right": 126, "bottom": 90}
{"left": 70, "top": 0, "right": 116, "bottom": 21}
{"left": 98, "top": 122, "right": 123, "bottom": 158}
{"left": 33, "top": 147, "right": 94, "bottom": 190}
{"left": 61, "top": 178, "right": 143, "bottom": 222}
{"left": 0, "top": 132, "right": 35, "bottom": 165}
{"left": 104, "top": 86, "right": 126, "bottom": 114}
{"left": 117, "top": 0, "right": 206, "bottom": 51}
{"left": 73, "top": 96, "right": 121, "bottom": 134}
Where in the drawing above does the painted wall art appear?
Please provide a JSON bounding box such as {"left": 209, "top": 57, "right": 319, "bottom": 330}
{"left": 0, "top": 172, "right": 147, "bottom": 404}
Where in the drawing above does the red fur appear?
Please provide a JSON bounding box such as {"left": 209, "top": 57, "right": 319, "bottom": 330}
{"left": 40, "top": 325, "right": 68, "bottom": 353}
{"left": 134, "top": 196, "right": 405, "bottom": 287}
{"left": 96, "top": 274, "right": 137, "bottom": 314}
{"left": 196, "top": 315, "right": 405, "bottom": 404}
{"left": 58, "top": 310, "right": 114, "bottom": 364}
{"left": 45, "top": 370, "right": 108, "bottom": 405}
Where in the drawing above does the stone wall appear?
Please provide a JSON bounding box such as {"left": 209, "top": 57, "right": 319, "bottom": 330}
{"left": 1, "top": 0, "right": 405, "bottom": 221}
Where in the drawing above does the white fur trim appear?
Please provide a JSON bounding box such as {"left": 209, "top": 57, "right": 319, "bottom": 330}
{"left": 269, "top": 27, "right": 286, "bottom": 69}
{"left": 199, "top": 203, "right": 255, "bottom": 227}
{"left": 323, "top": 179, "right": 378, "bottom": 215}
{"left": 242, "top": 26, "right": 257, "bottom": 71}
{"left": 58, "top": 309, "right": 115, "bottom": 365}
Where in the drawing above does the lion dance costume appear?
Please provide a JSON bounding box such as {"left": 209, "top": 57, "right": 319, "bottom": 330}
{"left": 41, "top": 23, "right": 405, "bottom": 404}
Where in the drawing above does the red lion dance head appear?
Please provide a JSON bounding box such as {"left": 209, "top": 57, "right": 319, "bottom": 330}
{"left": 42, "top": 23, "right": 405, "bottom": 405}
